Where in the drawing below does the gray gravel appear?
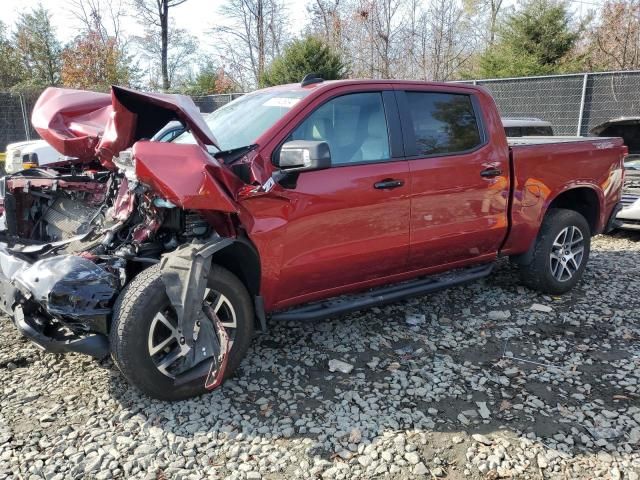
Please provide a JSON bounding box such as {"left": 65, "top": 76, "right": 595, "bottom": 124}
{"left": 1, "top": 232, "right": 639, "bottom": 479}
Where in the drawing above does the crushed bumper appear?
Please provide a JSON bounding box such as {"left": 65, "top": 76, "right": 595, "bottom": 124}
{"left": 0, "top": 244, "right": 116, "bottom": 358}
{"left": 13, "top": 305, "right": 109, "bottom": 358}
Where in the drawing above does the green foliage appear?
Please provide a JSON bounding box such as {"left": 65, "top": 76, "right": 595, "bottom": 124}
{"left": 259, "top": 36, "right": 346, "bottom": 87}
{"left": 0, "top": 21, "right": 25, "bottom": 89}
{"left": 61, "top": 32, "right": 134, "bottom": 91}
{"left": 12, "top": 5, "right": 62, "bottom": 89}
{"left": 181, "top": 61, "right": 236, "bottom": 95}
{"left": 478, "top": 0, "right": 580, "bottom": 78}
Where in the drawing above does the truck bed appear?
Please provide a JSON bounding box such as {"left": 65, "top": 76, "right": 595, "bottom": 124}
{"left": 501, "top": 135, "right": 626, "bottom": 257}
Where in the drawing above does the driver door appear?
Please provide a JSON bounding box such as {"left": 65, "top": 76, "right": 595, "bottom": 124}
{"left": 272, "top": 88, "right": 411, "bottom": 306}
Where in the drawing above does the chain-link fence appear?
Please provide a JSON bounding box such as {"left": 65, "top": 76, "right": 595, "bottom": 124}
{"left": 460, "top": 70, "right": 640, "bottom": 136}
{"left": 1, "top": 70, "right": 639, "bottom": 151}
{"left": 191, "top": 93, "right": 245, "bottom": 114}
{"left": 0, "top": 93, "right": 31, "bottom": 152}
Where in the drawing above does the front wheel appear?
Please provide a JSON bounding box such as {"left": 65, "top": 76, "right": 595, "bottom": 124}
{"left": 516, "top": 208, "right": 591, "bottom": 295}
{"left": 110, "top": 264, "right": 254, "bottom": 401}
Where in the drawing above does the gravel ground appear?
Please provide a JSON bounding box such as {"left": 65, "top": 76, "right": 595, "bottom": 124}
{"left": 1, "top": 232, "right": 639, "bottom": 480}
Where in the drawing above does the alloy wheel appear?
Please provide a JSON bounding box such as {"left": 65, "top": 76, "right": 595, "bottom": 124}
{"left": 549, "top": 225, "right": 584, "bottom": 282}
{"left": 147, "top": 289, "right": 237, "bottom": 378}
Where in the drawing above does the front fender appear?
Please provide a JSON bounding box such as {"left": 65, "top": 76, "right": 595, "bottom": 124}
{"left": 133, "top": 142, "right": 242, "bottom": 213}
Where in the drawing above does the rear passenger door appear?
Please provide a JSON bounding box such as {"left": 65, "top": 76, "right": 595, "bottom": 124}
{"left": 396, "top": 87, "right": 510, "bottom": 270}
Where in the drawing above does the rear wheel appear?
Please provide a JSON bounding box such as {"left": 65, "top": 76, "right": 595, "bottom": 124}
{"left": 516, "top": 208, "right": 591, "bottom": 294}
{"left": 110, "top": 264, "right": 254, "bottom": 401}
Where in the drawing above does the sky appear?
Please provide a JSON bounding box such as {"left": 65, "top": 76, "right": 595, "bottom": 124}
{"left": 1, "top": 0, "right": 597, "bottom": 53}
{"left": 1, "top": 0, "right": 310, "bottom": 46}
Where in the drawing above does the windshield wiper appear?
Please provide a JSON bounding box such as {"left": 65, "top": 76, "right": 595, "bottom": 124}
{"left": 214, "top": 144, "right": 258, "bottom": 165}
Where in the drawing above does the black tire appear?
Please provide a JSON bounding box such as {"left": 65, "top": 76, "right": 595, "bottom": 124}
{"left": 517, "top": 208, "right": 591, "bottom": 295}
{"left": 110, "top": 263, "right": 254, "bottom": 401}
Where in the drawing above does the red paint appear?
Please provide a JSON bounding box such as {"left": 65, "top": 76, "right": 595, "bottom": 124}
{"left": 27, "top": 81, "right": 627, "bottom": 314}
{"left": 31, "top": 85, "right": 219, "bottom": 168}
{"left": 132, "top": 141, "right": 237, "bottom": 213}
{"left": 501, "top": 137, "right": 625, "bottom": 255}
{"left": 112, "top": 177, "right": 135, "bottom": 221}
{"left": 398, "top": 84, "right": 511, "bottom": 269}
{"left": 237, "top": 81, "right": 625, "bottom": 311}
{"left": 31, "top": 87, "right": 112, "bottom": 161}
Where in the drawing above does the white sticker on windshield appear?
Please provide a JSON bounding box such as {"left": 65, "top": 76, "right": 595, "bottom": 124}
{"left": 262, "top": 97, "right": 300, "bottom": 108}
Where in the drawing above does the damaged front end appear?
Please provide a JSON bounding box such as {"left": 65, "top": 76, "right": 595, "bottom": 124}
{"left": 0, "top": 86, "right": 253, "bottom": 390}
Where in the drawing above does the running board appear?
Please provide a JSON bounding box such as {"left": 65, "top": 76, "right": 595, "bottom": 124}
{"left": 270, "top": 263, "right": 494, "bottom": 322}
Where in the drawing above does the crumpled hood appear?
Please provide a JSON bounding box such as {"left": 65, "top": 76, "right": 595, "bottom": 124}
{"left": 32, "top": 85, "right": 220, "bottom": 168}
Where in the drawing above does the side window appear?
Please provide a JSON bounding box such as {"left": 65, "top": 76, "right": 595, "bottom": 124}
{"left": 405, "top": 92, "right": 482, "bottom": 156}
{"left": 289, "top": 92, "right": 390, "bottom": 165}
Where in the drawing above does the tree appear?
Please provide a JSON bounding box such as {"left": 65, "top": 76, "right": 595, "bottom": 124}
{"left": 478, "top": 0, "right": 580, "bottom": 78}
{"left": 132, "top": 0, "right": 189, "bottom": 90}
{"left": 214, "top": 0, "right": 290, "bottom": 88}
{"left": 307, "top": 0, "right": 344, "bottom": 51}
{"left": 260, "top": 36, "right": 346, "bottom": 86}
{"left": 68, "top": 0, "right": 126, "bottom": 44}
{"left": 305, "top": 0, "right": 476, "bottom": 82}
{"left": 63, "top": 0, "right": 136, "bottom": 90}
{"left": 182, "top": 61, "right": 237, "bottom": 95}
{"left": 0, "top": 21, "right": 26, "bottom": 89}
{"left": 464, "top": 0, "right": 504, "bottom": 46}
{"left": 363, "top": 0, "right": 403, "bottom": 78}
{"left": 13, "top": 5, "right": 62, "bottom": 88}
{"left": 347, "top": 0, "right": 404, "bottom": 78}
{"left": 61, "top": 32, "right": 132, "bottom": 90}
{"left": 426, "top": 0, "right": 476, "bottom": 81}
{"left": 138, "top": 25, "right": 198, "bottom": 90}
{"left": 585, "top": 0, "right": 640, "bottom": 71}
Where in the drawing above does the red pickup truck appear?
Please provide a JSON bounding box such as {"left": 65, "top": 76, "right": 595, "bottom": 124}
{"left": 0, "top": 79, "right": 626, "bottom": 400}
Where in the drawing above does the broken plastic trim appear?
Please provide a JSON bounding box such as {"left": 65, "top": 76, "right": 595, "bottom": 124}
{"left": 172, "top": 303, "right": 230, "bottom": 390}
{"left": 13, "top": 305, "right": 110, "bottom": 358}
{"left": 159, "top": 236, "right": 233, "bottom": 348}
{"left": 160, "top": 237, "right": 234, "bottom": 389}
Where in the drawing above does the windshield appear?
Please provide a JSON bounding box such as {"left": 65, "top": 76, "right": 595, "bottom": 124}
{"left": 174, "top": 89, "right": 310, "bottom": 151}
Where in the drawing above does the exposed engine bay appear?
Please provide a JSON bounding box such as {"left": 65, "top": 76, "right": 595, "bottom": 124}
{"left": 2, "top": 162, "right": 212, "bottom": 261}
{"left": 0, "top": 158, "right": 229, "bottom": 383}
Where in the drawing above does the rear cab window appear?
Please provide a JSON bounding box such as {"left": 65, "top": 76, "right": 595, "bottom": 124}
{"left": 402, "top": 91, "right": 484, "bottom": 157}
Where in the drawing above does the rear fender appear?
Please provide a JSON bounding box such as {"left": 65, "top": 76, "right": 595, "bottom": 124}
{"left": 507, "top": 183, "right": 604, "bottom": 261}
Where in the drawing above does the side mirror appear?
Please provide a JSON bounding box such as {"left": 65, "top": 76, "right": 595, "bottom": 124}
{"left": 275, "top": 140, "right": 331, "bottom": 172}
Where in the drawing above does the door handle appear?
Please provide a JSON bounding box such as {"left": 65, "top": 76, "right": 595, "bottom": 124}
{"left": 480, "top": 167, "right": 502, "bottom": 178}
{"left": 374, "top": 178, "right": 404, "bottom": 189}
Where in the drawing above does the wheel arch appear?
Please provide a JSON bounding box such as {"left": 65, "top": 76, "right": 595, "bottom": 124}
{"left": 510, "top": 185, "right": 601, "bottom": 265}
{"left": 209, "top": 236, "right": 261, "bottom": 298}
{"left": 545, "top": 185, "right": 601, "bottom": 235}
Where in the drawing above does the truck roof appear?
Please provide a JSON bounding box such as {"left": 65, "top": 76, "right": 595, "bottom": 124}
{"left": 259, "top": 78, "right": 482, "bottom": 93}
